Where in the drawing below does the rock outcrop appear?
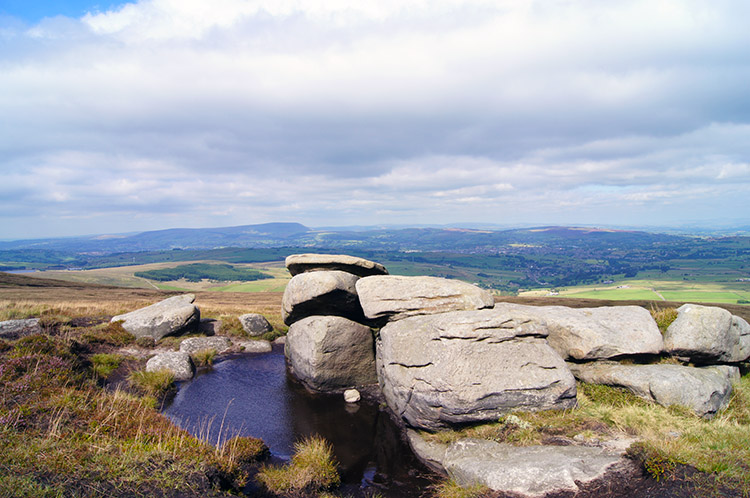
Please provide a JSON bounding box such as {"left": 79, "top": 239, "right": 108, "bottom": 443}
{"left": 663, "top": 304, "right": 746, "bottom": 362}
{"left": 568, "top": 362, "right": 739, "bottom": 418}
{"left": 494, "top": 304, "right": 663, "bottom": 360}
{"left": 282, "top": 270, "right": 365, "bottom": 325}
{"left": 356, "top": 275, "right": 495, "bottom": 322}
{"left": 286, "top": 253, "right": 388, "bottom": 278}
{"left": 146, "top": 351, "right": 195, "bottom": 381}
{"left": 377, "top": 308, "right": 577, "bottom": 430}
{"left": 286, "top": 315, "right": 377, "bottom": 391}
{"left": 111, "top": 294, "right": 200, "bottom": 341}
{"left": 239, "top": 313, "right": 273, "bottom": 336}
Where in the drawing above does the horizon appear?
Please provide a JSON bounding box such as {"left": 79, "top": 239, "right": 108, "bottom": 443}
{"left": 2, "top": 1, "right": 750, "bottom": 239}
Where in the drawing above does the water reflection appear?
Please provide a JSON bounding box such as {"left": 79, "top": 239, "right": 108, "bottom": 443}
{"left": 163, "top": 346, "right": 434, "bottom": 497}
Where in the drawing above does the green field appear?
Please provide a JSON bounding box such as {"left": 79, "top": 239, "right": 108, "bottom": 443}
{"left": 524, "top": 278, "right": 750, "bottom": 305}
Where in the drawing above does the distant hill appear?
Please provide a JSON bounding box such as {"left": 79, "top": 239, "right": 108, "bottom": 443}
{"left": 0, "top": 222, "right": 311, "bottom": 253}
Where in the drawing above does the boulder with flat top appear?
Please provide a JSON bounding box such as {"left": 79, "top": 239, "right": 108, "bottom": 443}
{"left": 111, "top": 294, "right": 200, "bottom": 341}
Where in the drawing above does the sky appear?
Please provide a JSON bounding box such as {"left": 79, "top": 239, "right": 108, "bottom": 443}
{"left": 1, "top": 0, "right": 750, "bottom": 240}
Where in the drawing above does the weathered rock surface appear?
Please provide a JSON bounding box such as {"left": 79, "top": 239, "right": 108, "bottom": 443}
{"left": 0, "top": 318, "right": 43, "bottom": 338}
{"left": 146, "top": 351, "right": 195, "bottom": 381}
{"left": 357, "top": 275, "right": 494, "bottom": 322}
{"left": 286, "top": 253, "right": 389, "bottom": 278}
{"left": 727, "top": 315, "right": 750, "bottom": 362}
{"left": 239, "top": 313, "right": 273, "bottom": 336}
{"left": 282, "top": 271, "right": 365, "bottom": 325}
{"left": 377, "top": 308, "right": 576, "bottom": 430}
{"left": 235, "top": 339, "right": 273, "bottom": 353}
{"left": 286, "top": 315, "right": 377, "bottom": 391}
{"left": 568, "top": 362, "right": 739, "bottom": 418}
{"left": 663, "top": 304, "right": 737, "bottom": 362}
{"left": 494, "top": 303, "right": 663, "bottom": 360}
{"left": 179, "top": 336, "right": 233, "bottom": 356}
{"left": 111, "top": 294, "right": 200, "bottom": 341}
{"left": 407, "top": 432, "right": 631, "bottom": 498}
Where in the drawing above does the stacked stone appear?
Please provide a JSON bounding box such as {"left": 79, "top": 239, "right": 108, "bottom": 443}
{"left": 281, "top": 254, "right": 388, "bottom": 392}
{"left": 495, "top": 302, "right": 747, "bottom": 418}
{"left": 355, "top": 275, "right": 578, "bottom": 431}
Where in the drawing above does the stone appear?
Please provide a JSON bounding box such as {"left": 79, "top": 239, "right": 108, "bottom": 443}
{"left": 239, "top": 313, "right": 273, "bottom": 336}
{"left": 663, "top": 304, "right": 734, "bottom": 362}
{"left": 146, "top": 351, "right": 195, "bottom": 381}
{"left": 0, "top": 318, "right": 43, "bottom": 339}
{"left": 236, "top": 339, "right": 273, "bottom": 353}
{"left": 494, "top": 303, "right": 663, "bottom": 360}
{"left": 179, "top": 336, "right": 233, "bottom": 355}
{"left": 285, "top": 315, "right": 377, "bottom": 391}
{"left": 344, "top": 389, "right": 361, "bottom": 403}
{"left": 406, "top": 431, "right": 631, "bottom": 498}
{"left": 281, "top": 271, "right": 365, "bottom": 325}
{"left": 356, "top": 275, "right": 494, "bottom": 322}
{"left": 286, "top": 253, "right": 388, "bottom": 278}
{"left": 568, "top": 362, "right": 739, "bottom": 418}
{"left": 377, "top": 308, "right": 577, "bottom": 430}
{"left": 726, "top": 315, "right": 750, "bottom": 362}
{"left": 111, "top": 294, "right": 200, "bottom": 341}
{"left": 273, "top": 336, "right": 286, "bottom": 345}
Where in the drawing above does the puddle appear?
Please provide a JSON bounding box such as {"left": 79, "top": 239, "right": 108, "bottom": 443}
{"left": 163, "top": 345, "right": 435, "bottom": 497}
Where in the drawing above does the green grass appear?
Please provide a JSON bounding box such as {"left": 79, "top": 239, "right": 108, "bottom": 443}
{"left": 211, "top": 279, "right": 289, "bottom": 292}
{"left": 128, "top": 369, "right": 175, "bottom": 397}
{"left": 91, "top": 353, "right": 124, "bottom": 379}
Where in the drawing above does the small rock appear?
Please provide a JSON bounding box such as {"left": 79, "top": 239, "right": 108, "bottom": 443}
{"left": 344, "top": 389, "right": 361, "bottom": 403}
{"left": 239, "top": 313, "right": 273, "bottom": 336}
{"left": 273, "top": 336, "right": 286, "bottom": 345}
{"left": 179, "top": 336, "right": 233, "bottom": 355}
{"left": 236, "top": 339, "right": 273, "bottom": 353}
{"left": 146, "top": 351, "right": 195, "bottom": 381}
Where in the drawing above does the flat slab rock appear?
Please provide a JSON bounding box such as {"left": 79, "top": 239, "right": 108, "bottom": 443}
{"left": 286, "top": 253, "right": 388, "bottom": 278}
{"left": 356, "top": 275, "right": 495, "bottom": 322}
{"left": 235, "top": 339, "right": 273, "bottom": 353}
{"left": 568, "top": 362, "right": 740, "bottom": 418}
{"left": 281, "top": 271, "right": 366, "bottom": 325}
{"left": 179, "top": 336, "right": 233, "bottom": 355}
{"left": 664, "top": 304, "right": 749, "bottom": 362}
{"left": 378, "top": 308, "right": 576, "bottom": 430}
{"left": 407, "top": 431, "right": 632, "bottom": 498}
{"left": 0, "top": 318, "right": 43, "bottom": 339}
{"left": 111, "top": 294, "right": 200, "bottom": 341}
{"left": 494, "top": 303, "right": 663, "bottom": 360}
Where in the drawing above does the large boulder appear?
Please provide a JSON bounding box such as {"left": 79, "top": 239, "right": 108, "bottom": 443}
{"left": 281, "top": 271, "right": 366, "bottom": 325}
{"left": 568, "top": 362, "right": 739, "bottom": 418}
{"left": 494, "top": 303, "right": 663, "bottom": 360}
{"left": 111, "top": 294, "right": 200, "bottom": 341}
{"left": 377, "top": 308, "right": 577, "bottom": 430}
{"left": 0, "top": 318, "right": 43, "bottom": 339}
{"left": 286, "top": 253, "right": 388, "bottom": 278}
{"left": 146, "top": 351, "right": 195, "bottom": 381}
{"left": 663, "top": 304, "right": 738, "bottom": 362}
{"left": 440, "top": 438, "right": 629, "bottom": 498}
{"left": 356, "top": 275, "right": 494, "bottom": 322}
{"left": 726, "top": 315, "right": 750, "bottom": 362}
{"left": 239, "top": 313, "right": 273, "bottom": 336}
{"left": 285, "top": 315, "right": 377, "bottom": 391}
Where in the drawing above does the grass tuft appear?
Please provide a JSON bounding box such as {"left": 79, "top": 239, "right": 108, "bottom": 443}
{"left": 80, "top": 322, "right": 135, "bottom": 346}
{"left": 91, "top": 353, "right": 123, "bottom": 379}
{"left": 257, "top": 435, "right": 340, "bottom": 495}
{"left": 650, "top": 306, "right": 679, "bottom": 334}
{"left": 192, "top": 348, "right": 218, "bottom": 367}
{"left": 128, "top": 369, "right": 175, "bottom": 397}
{"left": 430, "top": 479, "right": 491, "bottom": 498}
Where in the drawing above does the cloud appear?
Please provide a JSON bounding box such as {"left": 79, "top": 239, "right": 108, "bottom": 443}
{"left": 1, "top": 0, "right": 749, "bottom": 238}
